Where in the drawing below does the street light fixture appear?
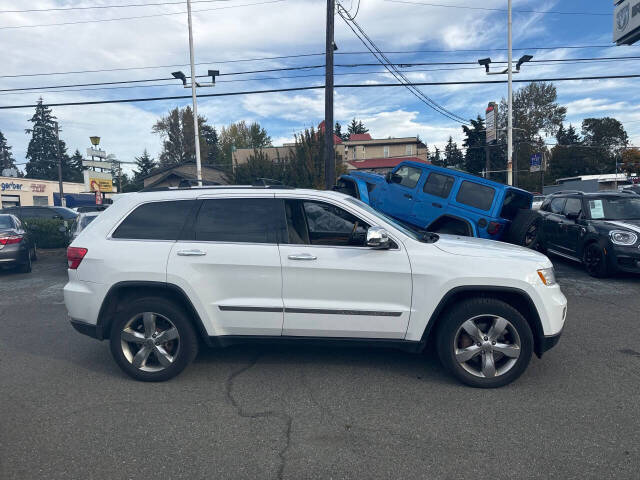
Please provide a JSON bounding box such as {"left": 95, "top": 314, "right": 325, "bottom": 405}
{"left": 90, "top": 136, "right": 101, "bottom": 147}
{"left": 516, "top": 54, "right": 533, "bottom": 71}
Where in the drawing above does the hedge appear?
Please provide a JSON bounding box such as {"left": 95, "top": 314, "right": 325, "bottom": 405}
{"left": 23, "top": 218, "right": 71, "bottom": 249}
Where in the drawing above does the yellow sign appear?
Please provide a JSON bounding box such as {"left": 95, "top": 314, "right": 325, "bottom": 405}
{"left": 88, "top": 177, "right": 113, "bottom": 193}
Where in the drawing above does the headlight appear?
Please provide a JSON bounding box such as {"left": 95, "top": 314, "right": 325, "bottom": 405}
{"left": 610, "top": 230, "right": 638, "bottom": 246}
{"left": 537, "top": 267, "right": 556, "bottom": 286}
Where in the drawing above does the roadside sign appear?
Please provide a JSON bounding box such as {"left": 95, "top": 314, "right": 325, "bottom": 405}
{"left": 614, "top": 0, "right": 640, "bottom": 45}
{"left": 82, "top": 159, "right": 113, "bottom": 170}
{"left": 486, "top": 102, "right": 498, "bottom": 144}
{"left": 83, "top": 170, "right": 113, "bottom": 193}
{"left": 95, "top": 191, "right": 103, "bottom": 205}
{"left": 86, "top": 148, "right": 107, "bottom": 159}
{"left": 530, "top": 153, "right": 542, "bottom": 172}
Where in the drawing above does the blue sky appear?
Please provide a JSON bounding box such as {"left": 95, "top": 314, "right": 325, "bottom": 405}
{"left": 1, "top": 0, "right": 639, "bottom": 175}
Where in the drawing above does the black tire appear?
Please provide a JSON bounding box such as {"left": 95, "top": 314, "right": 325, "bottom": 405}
{"left": 506, "top": 209, "right": 541, "bottom": 248}
{"left": 436, "top": 297, "right": 534, "bottom": 388}
{"left": 583, "top": 242, "right": 610, "bottom": 278}
{"left": 109, "top": 297, "right": 199, "bottom": 381}
{"left": 17, "top": 249, "right": 32, "bottom": 273}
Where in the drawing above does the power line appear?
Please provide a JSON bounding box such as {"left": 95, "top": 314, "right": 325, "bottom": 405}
{"left": 4, "top": 73, "right": 640, "bottom": 111}
{"left": 0, "top": 0, "right": 286, "bottom": 30}
{"left": 337, "top": 3, "right": 469, "bottom": 124}
{"left": 2, "top": 45, "right": 637, "bottom": 79}
{"left": 0, "top": 0, "right": 232, "bottom": 14}
{"left": 383, "top": 0, "right": 612, "bottom": 16}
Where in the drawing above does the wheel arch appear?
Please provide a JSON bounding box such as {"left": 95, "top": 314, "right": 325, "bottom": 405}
{"left": 420, "top": 286, "right": 546, "bottom": 358}
{"left": 96, "top": 281, "right": 212, "bottom": 345}
{"left": 427, "top": 215, "right": 475, "bottom": 236}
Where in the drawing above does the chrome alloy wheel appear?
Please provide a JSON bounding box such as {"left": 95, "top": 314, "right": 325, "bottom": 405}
{"left": 453, "top": 315, "right": 521, "bottom": 378}
{"left": 120, "top": 312, "right": 180, "bottom": 372}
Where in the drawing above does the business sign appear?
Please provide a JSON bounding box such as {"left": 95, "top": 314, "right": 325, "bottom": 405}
{"left": 614, "top": 0, "right": 640, "bottom": 45}
{"left": 83, "top": 170, "right": 113, "bottom": 193}
{"left": 1, "top": 181, "right": 23, "bottom": 192}
{"left": 82, "top": 159, "right": 113, "bottom": 170}
{"left": 30, "top": 183, "right": 46, "bottom": 193}
{"left": 86, "top": 148, "right": 107, "bottom": 159}
{"left": 486, "top": 102, "right": 498, "bottom": 144}
{"left": 95, "top": 191, "right": 103, "bottom": 205}
{"left": 530, "top": 153, "right": 543, "bottom": 172}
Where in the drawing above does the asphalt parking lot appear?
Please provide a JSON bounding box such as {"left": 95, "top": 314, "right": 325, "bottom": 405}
{"left": 1, "top": 250, "right": 639, "bottom": 480}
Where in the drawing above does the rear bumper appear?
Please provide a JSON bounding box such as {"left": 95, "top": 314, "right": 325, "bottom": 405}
{"left": 70, "top": 319, "right": 101, "bottom": 340}
{"left": 0, "top": 243, "right": 26, "bottom": 264}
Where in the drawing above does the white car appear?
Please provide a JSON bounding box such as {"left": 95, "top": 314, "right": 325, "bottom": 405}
{"left": 70, "top": 212, "right": 100, "bottom": 240}
{"left": 64, "top": 187, "right": 567, "bottom": 387}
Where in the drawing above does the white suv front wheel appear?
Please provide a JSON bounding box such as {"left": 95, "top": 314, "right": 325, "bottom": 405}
{"left": 436, "top": 297, "right": 534, "bottom": 388}
{"left": 109, "top": 297, "right": 199, "bottom": 381}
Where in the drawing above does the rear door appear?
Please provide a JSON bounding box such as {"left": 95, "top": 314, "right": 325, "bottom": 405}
{"left": 277, "top": 195, "right": 412, "bottom": 339}
{"left": 411, "top": 171, "right": 455, "bottom": 228}
{"left": 383, "top": 165, "right": 423, "bottom": 222}
{"left": 166, "top": 195, "right": 286, "bottom": 337}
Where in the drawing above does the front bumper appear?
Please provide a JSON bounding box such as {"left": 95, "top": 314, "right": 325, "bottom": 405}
{"left": 608, "top": 244, "right": 640, "bottom": 273}
{"left": 538, "top": 327, "right": 563, "bottom": 356}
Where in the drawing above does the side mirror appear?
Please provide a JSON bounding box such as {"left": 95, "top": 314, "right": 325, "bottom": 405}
{"left": 566, "top": 211, "right": 580, "bottom": 220}
{"left": 366, "top": 226, "right": 391, "bottom": 249}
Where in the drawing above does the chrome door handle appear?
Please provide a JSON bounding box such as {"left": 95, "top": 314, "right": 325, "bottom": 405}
{"left": 288, "top": 253, "right": 317, "bottom": 261}
{"left": 177, "top": 249, "right": 207, "bottom": 256}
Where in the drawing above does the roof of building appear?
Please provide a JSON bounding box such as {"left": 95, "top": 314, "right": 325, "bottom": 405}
{"left": 317, "top": 121, "right": 344, "bottom": 145}
{"left": 347, "top": 156, "right": 430, "bottom": 170}
{"left": 348, "top": 133, "right": 372, "bottom": 141}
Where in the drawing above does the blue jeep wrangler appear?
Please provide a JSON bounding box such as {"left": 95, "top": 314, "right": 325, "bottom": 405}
{"left": 336, "top": 161, "right": 536, "bottom": 243}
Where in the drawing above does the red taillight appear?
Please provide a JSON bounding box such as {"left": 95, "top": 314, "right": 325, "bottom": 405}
{"left": 67, "top": 247, "right": 88, "bottom": 269}
{"left": 487, "top": 221, "right": 502, "bottom": 235}
{"left": 0, "top": 235, "right": 22, "bottom": 245}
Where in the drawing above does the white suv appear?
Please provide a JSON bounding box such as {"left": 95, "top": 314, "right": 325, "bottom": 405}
{"left": 64, "top": 187, "right": 567, "bottom": 387}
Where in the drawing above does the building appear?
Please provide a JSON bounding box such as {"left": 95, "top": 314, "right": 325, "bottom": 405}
{"left": 142, "top": 162, "right": 229, "bottom": 189}
{"left": 342, "top": 134, "right": 429, "bottom": 173}
{"left": 543, "top": 173, "right": 634, "bottom": 194}
{"left": 0, "top": 176, "right": 86, "bottom": 208}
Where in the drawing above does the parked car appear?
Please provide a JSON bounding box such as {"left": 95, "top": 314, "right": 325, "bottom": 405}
{"left": 74, "top": 205, "right": 109, "bottom": 213}
{"left": 70, "top": 212, "right": 100, "bottom": 241}
{"left": 532, "top": 195, "right": 546, "bottom": 210}
{"left": 337, "top": 162, "right": 536, "bottom": 245}
{"left": 535, "top": 191, "right": 640, "bottom": 277}
{"left": 64, "top": 186, "right": 566, "bottom": 387}
{"left": 0, "top": 214, "right": 37, "bottom": 273}
{"left": 0, "top": 206, "right": 78, "bottom": 221}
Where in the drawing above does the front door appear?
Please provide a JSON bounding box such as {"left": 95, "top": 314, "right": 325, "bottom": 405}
{"left": 384, "top": 165, "right": 423, "bottom": 222}
{"left": 166, "top": 195, "right": 286, "bottom": 337}
{"left": 556, "top": 197, "right": 584, "bottom": 256}
{"left": 277, "top": 197, "right": 413, "bottom": 339}
{"left": 542, "top": 197, "right": 567, "bottom": 250}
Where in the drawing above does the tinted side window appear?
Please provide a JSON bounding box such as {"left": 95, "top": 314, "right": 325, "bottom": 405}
{"left": 395, "top": 166, "right": 422, "bottom": 189}
{"left": 550, "top": 198, "right": 566, "bottom": 214}
{"left": 564, "top": 198, "right": 582, "bottom": 216}
{"left": 289, "top": 200, "right": 370, "bottom": 247}
{"left": 423, "top": 172, "right": 454, "bottom": 198}
{"left": 195, "top": 198, "right": 285, "bottom": 243}
{"left": 113, "top": 200, "right": 195, "bottom": 240}
{"left": 455, "top": 181, "right": 496, "bottom": 211}
{"left": 500, "top": 190, "right": 531, "bottom": 220}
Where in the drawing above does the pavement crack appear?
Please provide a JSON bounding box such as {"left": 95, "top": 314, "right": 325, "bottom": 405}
{"left": 225, "top": 352, "right": 293, "bottom": 480}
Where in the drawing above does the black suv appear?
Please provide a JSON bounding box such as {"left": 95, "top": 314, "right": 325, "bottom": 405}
{"left": 535, "top": 191, "right": 640, "bottom": 277}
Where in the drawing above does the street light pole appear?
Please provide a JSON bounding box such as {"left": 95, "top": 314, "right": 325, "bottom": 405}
{"left": 186, "top": 0, "right": 202, "bottom": 186}
{"left": 54, "top": 122, "right": 65, "bottom": 207}
{"left": 507, "top": 0, "right": 514, "bottom": 186}
{"left": 324, "top": 0, "right": 335, "bottom": 190}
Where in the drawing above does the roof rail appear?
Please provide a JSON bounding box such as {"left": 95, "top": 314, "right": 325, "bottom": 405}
{"left": 549, "top": 190, "right": 584, "bottom": 195}
{"left": 139, "top": 184, "right": 296, "bottom": 193}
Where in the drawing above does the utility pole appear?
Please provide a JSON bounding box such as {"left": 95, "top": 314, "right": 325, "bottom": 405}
{"left": 186, "top": 0, "right": 203, "bottom": 186}
{"left": 54, "top": 122, "right": 65, "bottom": 207}
{"left": 507, "top": 0, "right": 513, "bottom": 186}
{"left": 324, "top": 0, "right": 335, "bottom": 190}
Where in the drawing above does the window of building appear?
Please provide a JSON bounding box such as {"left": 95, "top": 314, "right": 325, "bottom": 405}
{"left": 112, "top": 200, "right": 196, "bottom": 240}
{"left": 195, "top": 198, "right": 285, "bottom": 244}
{"left": 423, "top": 173, "right": 454, "bottom": 198}
{"left": 394, "top": 166, "right": 423, "bottom": 189}
{"left": 383, "top": 146, "right": 390, "bottom": 158}
{"left": 32, "top": 195, "right": 49, "bottom": 206}
{"left": 1, "top": 195, "right": 20, "bottom": 208}
{"left": 406, "top": 144, "right": 413, "bottom": 156}
{"left": 352, "top": 148, "right": 356, "bottom": 160}
{"left": 455, "top": 181, "right": 496, "bottom": 211}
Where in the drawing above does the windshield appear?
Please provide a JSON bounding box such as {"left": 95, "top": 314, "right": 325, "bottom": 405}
{"left": 0, "top": 216, "right": 14, "bottom": 229}
{"left": 80, "top": 215, "right": 97, "bottom": 229}
{"left": 587, "top": 197, "right": 640, "bottom": 220}
{"left": 345, "top": 197, "right": 423, "bottom": 241}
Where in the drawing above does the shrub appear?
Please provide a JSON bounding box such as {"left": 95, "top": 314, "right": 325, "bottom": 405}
{"left": 23, "top": 218, "right": 71, "bottom": 249}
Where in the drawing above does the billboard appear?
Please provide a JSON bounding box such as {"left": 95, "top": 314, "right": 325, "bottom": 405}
{"left": 485, "top": 102, "right": 498, "bottom": 144}
{"left": 83, "top": 170, "right": 113, "bottom": 193}
{"left": 614, "top": 0, "right": 640, "bottom": 45}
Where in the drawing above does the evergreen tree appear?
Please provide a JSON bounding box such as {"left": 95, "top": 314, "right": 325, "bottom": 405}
{"left": 430, "top": 147, "right": 443, "bottom": 166}
{"left": 444, "top": 136, "right": 464, "bottom": 169}
{"left": 0, "top": 130, "right": 17, "bottom": 172}
{"left": 152, "top": 107, "right": 208, "bottom": 167}
{"left": 65, "top": 150, "right": 85, "bottom": 183}
{"left": 347, "top": 118, "right": 369, "bottom": 137}
{"left": 25, "top": 99, "right": 71, "bottom": 181}
{"left": 133, "top": 149, "right": 157, "bottom": 181}
{"left": 462, "top": 116, "right": 486, "bottom": 175}
{"left": 200, "top": 124, "right": 220, "bottom": 166}
{"left": 334, "top": 122, "right": 348, "bottom": 141}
